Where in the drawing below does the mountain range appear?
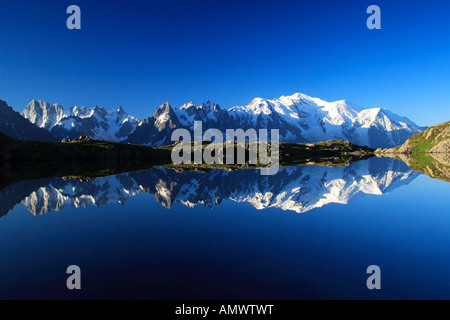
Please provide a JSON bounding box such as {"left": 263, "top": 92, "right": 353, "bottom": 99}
{"left": 1, "top": 93, "right": 425, "bottom": 148}
{"left": 22, "top": 100, "right": 140, "bottom": 141}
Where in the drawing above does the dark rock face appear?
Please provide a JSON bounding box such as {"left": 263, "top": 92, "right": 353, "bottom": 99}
{"left": 126, "top": 102, "right": 182, "bottom": 146}
{"left": 0, "top": 100, "right": 55, "bottom": 141}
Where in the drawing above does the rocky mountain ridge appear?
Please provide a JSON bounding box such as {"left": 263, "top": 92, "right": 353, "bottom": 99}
{"left": 15, "top": 93, "right": 425, "bottom": 148}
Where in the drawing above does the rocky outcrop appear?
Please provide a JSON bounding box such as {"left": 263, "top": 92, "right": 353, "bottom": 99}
{"left": 0, "top": 100, "right": 55, "bottom": 141}
{"left": 375, "top": 121, "right": 450, "bottom": 182}
{"left": 376, "top": 121, "right": 450, "bottom": 155}
{"left": 126, "top": 102, "right": 182, "bottom": 146}
{"left": 430, "top": 139, "right": 450, "bottom": 156}
{"left": 378, "top": 152, "right": 450, "bottom": 183}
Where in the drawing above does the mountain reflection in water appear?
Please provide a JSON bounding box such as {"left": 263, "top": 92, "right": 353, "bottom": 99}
{"left": 0, "top": 157, "right": 420, "bottom": 217}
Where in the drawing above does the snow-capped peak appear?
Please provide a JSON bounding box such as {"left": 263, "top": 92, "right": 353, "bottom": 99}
{"left": 180, "top": 101, "right": 195, "bottom": 109}
{"left": 22, "top": 100, "right": 141, "bottom": 142}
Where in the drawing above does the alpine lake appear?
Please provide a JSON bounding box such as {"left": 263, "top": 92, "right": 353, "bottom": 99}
{"left": 0, "top": 155, "right": 449, "bottom": 300}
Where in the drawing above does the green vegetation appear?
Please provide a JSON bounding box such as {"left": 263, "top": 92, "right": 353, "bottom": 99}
{"left": 376, "top": 121, "right": 449, "bottom": 155}
{"left": 375, "top": 121, "right": 450, "bottom": 182}
{"left": 387, "top": 152, "right": 450, "bottom": 183}
{"left": 404, "top": 121, "right": 449, "bottom": 153}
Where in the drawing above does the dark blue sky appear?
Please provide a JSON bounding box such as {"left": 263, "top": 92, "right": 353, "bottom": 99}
{"left": 0, "top": 0, "right": 449, "bottom": 126}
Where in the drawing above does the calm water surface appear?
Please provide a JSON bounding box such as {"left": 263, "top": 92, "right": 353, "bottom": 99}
{"left": 0, "top": 157, "right": 449, "bottom": 299}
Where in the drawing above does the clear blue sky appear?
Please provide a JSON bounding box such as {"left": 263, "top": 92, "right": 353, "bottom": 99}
{"left": 0, "top": 0, "right": 449, "bottom": 126}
